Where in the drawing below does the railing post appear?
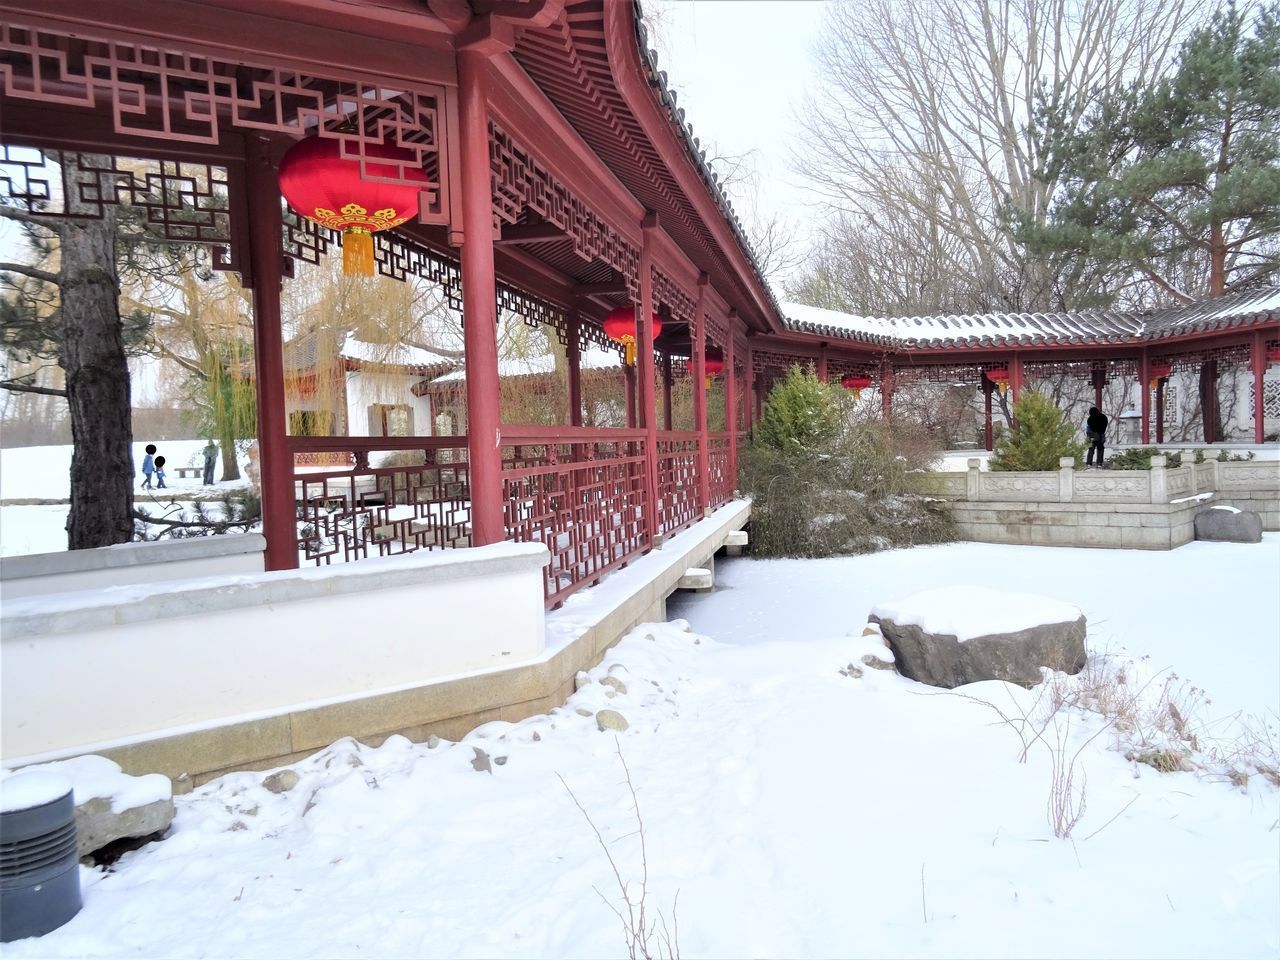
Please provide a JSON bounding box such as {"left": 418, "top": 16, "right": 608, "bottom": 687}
{"left": 1149, "top": 454, "right": 1167, "bottom": 504}
{"left": 244, "top": 135, "right": 298, "bottom": 572}
{"left": 639, "top": 214, "right": 659, "bottom": 546}
{"left": 694, "top": 275, "right": 710, "bottom": 516}
{"left": 456, "top": 20, "right": 512, "bottom": 546}
{"left": 1058, "top": 456, "right": 1075, "bottom": 502}
{"left": 966, "top": 458, "right": 981, "bottom": 501}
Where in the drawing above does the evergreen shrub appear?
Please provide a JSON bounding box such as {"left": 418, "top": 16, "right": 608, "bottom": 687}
{"left": 990, "top": 391, "right": 1086, "bottom": 471}
{"left": 740, "top": 366, "right": 955, "bottom": 557}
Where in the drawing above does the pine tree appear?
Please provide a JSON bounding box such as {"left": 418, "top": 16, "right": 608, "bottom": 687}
{"left": 754, "top": 365, "right": 845, "bottom": 452}
{"left": 1021, "top": 2, "right": 1280, "bottom": 304}
{"left": 991, "top": 391, "right": 1086, "bottom": 471}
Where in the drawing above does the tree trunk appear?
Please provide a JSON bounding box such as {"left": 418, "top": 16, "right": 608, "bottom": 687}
{"left": 218, "top": 436, "right": 242, "bottom": 481}
{"left": 60, "top": 202, "right": 135, "bottom": 549}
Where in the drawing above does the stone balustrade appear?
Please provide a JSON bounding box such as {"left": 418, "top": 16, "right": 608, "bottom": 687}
{"left": 917, "top": 455, "right": 1279, "bottom": 549}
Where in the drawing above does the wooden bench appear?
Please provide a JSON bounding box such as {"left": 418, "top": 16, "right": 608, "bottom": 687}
{"left": 173, "top": 466, "right": 205, "bottom": 479}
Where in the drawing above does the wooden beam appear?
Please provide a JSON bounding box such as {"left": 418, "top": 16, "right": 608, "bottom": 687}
{"left": 495, "top": 223, "right": 567, "bottom": 245}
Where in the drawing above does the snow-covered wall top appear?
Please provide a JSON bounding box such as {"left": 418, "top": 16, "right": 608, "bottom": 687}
{"left": 782, "top": 286, "right": 1280, "bottom": 351}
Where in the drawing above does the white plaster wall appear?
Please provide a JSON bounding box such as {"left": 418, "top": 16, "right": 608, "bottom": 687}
{"left": 1, "top": 544, "right": 548, "bottom": 760}
{"left": 1, "top": 553, "right": 265, "bottom": 600}
{"left": 344, "top": 371, "right": 433, "bottom": 437}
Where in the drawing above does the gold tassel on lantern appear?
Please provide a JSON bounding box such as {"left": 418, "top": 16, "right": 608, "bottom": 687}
{"left": 343, "top": 227, "right": 375, "bottom": 277}
{"left": 622, "top": 336, "right": 636, "bottom": 367}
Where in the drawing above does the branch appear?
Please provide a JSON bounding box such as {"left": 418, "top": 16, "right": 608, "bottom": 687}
{"left": 132, "top": 508, "right": 256, "bottom": 532}
{"left": 0, "top": 205, "right": 66, "bottom": 235}
{"left": 0, "top": 261, "right": 58, "bottom": 285}
{"left": 0, "top": 379, "right": 67, "bottom": 398}
{"left": 146, "top": 339, "right": 208, "bottom": 378}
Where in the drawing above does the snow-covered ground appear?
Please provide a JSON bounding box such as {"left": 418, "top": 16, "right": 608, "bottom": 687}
{"left": 3, "top": 539, "right": 1277, "bottom": 958}
{"left": 0, "top": 442, "right": 255, "bottom": 556}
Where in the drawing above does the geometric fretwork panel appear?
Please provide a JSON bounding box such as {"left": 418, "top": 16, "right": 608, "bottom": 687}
{"left": 294, "top": 440, "right": 471, "bottom": 565}
{"left": 490, "top": 123, "right": 640, "bottom": 297}
{"left": 1250, "top": 381, "right": 1280, "bottom": 419}
{"left": 501, "top": 431, "right": 648, "bottom": 606}
{"left": 656, "top": 434, "right": 700, "bottom": 536}
{"left": 0, "top": 147, "right": 233, "bottom": 248}
{"left": 0, "top": 24, "right": 447, "bottom": 218}
{"left": 652, "top": 266, "right": 695, "bottom": 325}
{"left": 707, "top": 432, "right": 733, "bottom": 509}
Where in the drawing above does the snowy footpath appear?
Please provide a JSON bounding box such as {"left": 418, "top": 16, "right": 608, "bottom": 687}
{"left": 4, "top": 538, "right": 1279, "bottom": 958}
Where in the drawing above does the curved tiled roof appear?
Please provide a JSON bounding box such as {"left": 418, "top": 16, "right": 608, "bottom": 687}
{"left": 782, "top": 286, "right": 1280, "bottom": 350}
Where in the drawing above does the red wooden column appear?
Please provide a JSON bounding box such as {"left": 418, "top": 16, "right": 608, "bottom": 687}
{"left": 624, "top": 366, "right": 637, "bottom": 428}
{"left": 566, "top": 310, "right": 583, "bottom": 427}
{"left": 693, "top": 275, "right": 709, "bottom": 514}
{"left": 982, "top": 376, "right": 994, "bottom": 451}
{"left": 1253, "top": 331, "right": 1267, "bottom": 444}
{"left": 661, "top": 354, "right": 673, "bottom": 431}
{"left": 725, "top": 329, "right": 737, "bottom": 488}
{"left": 245, "top": 136, "right": 297, "bottom": 571}
{"left": 1009, "top": 352, "right": 1024, "bottom": 406}
{"left": 639, "top": 215, "right": 659, "bottom": 545}
{"left": 457, "top": 26, "right": 509, "bottom": 546}
{"left": 1091, "top": 367, "right": 1106, "bottom": 411}
{"left": 744, "top": 340, "right": 755, "bottom": 432}
{"left": 1139, "top": 349, "right": 1151, "bottom": 444}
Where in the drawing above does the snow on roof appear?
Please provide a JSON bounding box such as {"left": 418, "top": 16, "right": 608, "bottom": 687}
{"left": 781, "top": 286, "right": 1279, "bottom": 350}
{"left": 340, "top": 335, "right": 453, "bottom": 371}
{"left": 430, "top": 348, "right": 621, "bottom": 384}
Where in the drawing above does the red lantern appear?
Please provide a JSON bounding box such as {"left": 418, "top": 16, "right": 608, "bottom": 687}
{"left": 602, "top": 306, "right": 663, "bottom": 366}
{"left": 278, "top": 136, "right": 428, "bottom": 277}
{"left": 986, "top": 367, "right": 1010, "bottom": 394}
{"left": 840, "top": 373, "right": 875, "bottom": 399}
{"left": 703, "top": 347, "right": 724, "bottom": 389}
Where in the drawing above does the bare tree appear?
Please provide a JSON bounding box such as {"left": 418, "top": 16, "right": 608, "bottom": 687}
{"left": 794, "top": 0, "right": 1209, "bottom": 315}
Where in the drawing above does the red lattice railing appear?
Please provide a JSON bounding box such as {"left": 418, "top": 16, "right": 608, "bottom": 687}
{"left": 289, "top": 437, "right": 471, "bottom": 566}
{"left": 500, "top": 426, "right": 649, "bottom": 607}
{"left": 708, "top": 432, "right": 734, "bottom": 509}
{"left": 656, "top": 432, "right": 701, "bottom": 537}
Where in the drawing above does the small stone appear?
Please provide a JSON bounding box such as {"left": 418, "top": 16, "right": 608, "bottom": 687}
{"left": 596, "top": 709, "right": 629, "bottom": 732}
{"left": 575, "top": 707, "right": 593, "bottom": 717}
{"left": 860, "top": 653, "right": 896, "bottom": 671}
{"left": 840, "top": 663, "right": 864, "bottom": 679}
{"left": 600, "top": 676, "right": 628, "bottom": 696}
{"left": 531, "top": 731, "right": 542, "bottom": 742}
{"left": 263, "top": 769, "right": 300, "bottom": 794}
{"left": 228, "top": 820, "right": 248, "bottom": 832}
{"left": 862, "top": 625, "right": 881, "bottom": 637}
{"left": 426, "top": 735, "right": 441, "bottom": 749}
{"left": 574, "top": 670, "right": 591, "bottom": 691}
{"left": 471, "top": 747, "right": 492, "bottom": 774}
{"left": 494, "top": 756, "right": 508, "bottom": 766}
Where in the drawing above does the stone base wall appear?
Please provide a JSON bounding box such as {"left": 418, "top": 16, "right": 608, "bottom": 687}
{"left": 949, "top": 498, "right": 1206, "bottom": 549}
{"left": 1210, "top": 490, "right": 1280, "bottom": 530}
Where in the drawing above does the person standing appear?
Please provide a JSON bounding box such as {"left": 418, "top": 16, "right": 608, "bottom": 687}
{"left": 1086, "top": 406, "right": 1109, "bottom": 468}
{"left": 154, "top": 454, "right": 167, "bottom": 489}
{"left": 140, "top": 444, "right": 156, "bottom": 489}
{"left": 202, "top": 439, "right": 219, "bottom": 486}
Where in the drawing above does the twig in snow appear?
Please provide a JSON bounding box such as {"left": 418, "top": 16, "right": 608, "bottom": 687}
{"left": 1081, "top": 795, "right": 1139, "bottom": 841}
{"left": 920, "top": 863, "right": 927, "bottom": 923}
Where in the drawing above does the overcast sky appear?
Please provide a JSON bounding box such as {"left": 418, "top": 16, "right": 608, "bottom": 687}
{"left": 647, "top": 0, "right": 830, "bottom": 284}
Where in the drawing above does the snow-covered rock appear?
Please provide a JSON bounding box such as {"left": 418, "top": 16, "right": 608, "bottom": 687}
{"left": 4, "top": 756, "right": 174, "bottom": 858}
{"left": 595, "top": 709, "right": 629, "bottom": 732}
{"left": 870, "top": 587, "right": 1086, "bottom": 688}
{"left": 1195, "top": 507, "right": 1262, "bottom": 543}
